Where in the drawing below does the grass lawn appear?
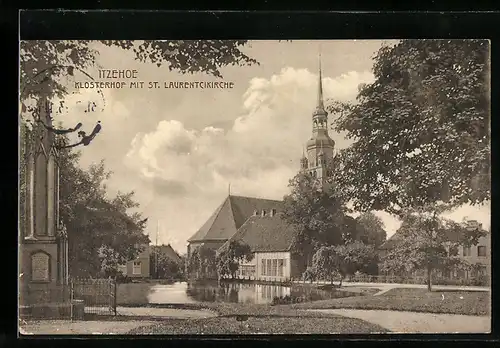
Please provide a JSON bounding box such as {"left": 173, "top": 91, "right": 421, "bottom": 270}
{"left": 290, "top": 288, "right": 490, "bottom": 316}
{"left": 125, "top": 302, "right": 389, "bottom": 334}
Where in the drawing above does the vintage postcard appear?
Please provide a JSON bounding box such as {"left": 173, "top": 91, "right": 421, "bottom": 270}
{"left": 18, "top": 39, "right": 491, "bottom": 335}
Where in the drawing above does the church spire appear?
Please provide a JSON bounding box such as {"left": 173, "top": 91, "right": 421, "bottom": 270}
{"left": 317, "top": 52, "right": 325, "bottom": 111}
{"left": 313, "top": 52, "right": 326, "bottom": 116}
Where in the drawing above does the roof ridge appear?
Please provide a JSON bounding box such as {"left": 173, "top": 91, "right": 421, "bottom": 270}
{"left": 229, "top": 194, "right": 282, "bottom": 203}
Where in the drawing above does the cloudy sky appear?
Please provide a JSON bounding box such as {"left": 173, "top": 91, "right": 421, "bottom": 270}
{"left": 38, "top": 40, "right": 490, "bottom": 254}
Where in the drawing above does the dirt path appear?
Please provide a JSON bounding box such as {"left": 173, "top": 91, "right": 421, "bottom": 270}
{"left": 20, "top": 320, "right": 157, "bottom": 335}
{"left": 307, "top": 309, "right": 491, "bottom": 333}
{"left": 19, "top": 308, "right": 217, "bottom": 335}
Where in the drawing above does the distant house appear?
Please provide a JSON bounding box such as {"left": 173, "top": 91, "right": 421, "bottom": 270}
{"left": 118, "top": 243, "right": 182, "bottom": 278}
{"left": 379, "top": 220, "right": 490, "bottom": 282}
{"left": 152, "top": 244, "right": 182, "bottom": 264}
{"left": 118, "top": 244, "right": 151, "bottom": 278}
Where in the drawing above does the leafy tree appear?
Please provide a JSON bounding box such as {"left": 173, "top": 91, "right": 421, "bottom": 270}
{"left": 309, "top": 246, "right": 340, "bottom": 285}
{"left": 309, "top": 241, "right": 378, "bottom": 286}
{"left": 215, "top": 240, "right": 253, "bottom": 279}
{"left": 282, "top": 172, "right": 350, "bottom": 270}
{"left": 302, "top": 266, "right": 319, "bottom": 282}
{"left": 20, "top": 40, "right": 257, "bottom": 100}
{"left": 62, "top": 160, "right": 150, "bottom": 276}
{"left": 334, "top": 241, "right": 379, "bottom": 284}
{"left": 187, "top": 245, "right": 217, "bottom": 280}
{"left": 98, "top": 245, "right": 121, "bottom": 278}
{"left": 328, "top": 39, "right": 490, "bottom": 215}
{"left": 354, "top": 212, "right": 387, "bottom": 247}
{"left": 381, "top": 203, "right": 486, "bottom": 291}
{"left": 150, "top": 248, "right": 183, "bottom": 280}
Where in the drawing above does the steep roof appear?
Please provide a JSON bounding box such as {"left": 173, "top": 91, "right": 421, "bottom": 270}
{"left": 154, "top": 244, "right": 182, "bottom": 263}
{"left": 188, "top": 195, "right": 283, "bottom": 242}
{"left": 221, "top": 213, "right": 299, "bottom": 253}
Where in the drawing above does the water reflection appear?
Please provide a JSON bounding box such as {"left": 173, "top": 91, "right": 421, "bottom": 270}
{"left": 186, "top": 281, "right": 293, "bottom": 304}
{"left": 117, "top": 281, "right": 358, "bottom": 305}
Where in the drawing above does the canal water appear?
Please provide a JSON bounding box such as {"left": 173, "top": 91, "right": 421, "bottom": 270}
{"left": 117, "top": 281, "right": 360, "bottom": 305}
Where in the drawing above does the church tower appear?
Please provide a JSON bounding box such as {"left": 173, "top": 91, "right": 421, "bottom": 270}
{"left": 300, "top": 54, "right": 335, "bottom": 186}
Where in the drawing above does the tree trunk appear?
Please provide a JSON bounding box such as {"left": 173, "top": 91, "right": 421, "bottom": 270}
{"left": 427, "top": 266, "right": 432, "bottom": 292}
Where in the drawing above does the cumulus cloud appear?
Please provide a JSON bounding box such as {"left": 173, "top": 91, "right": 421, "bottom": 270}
{"left": 126, "top": 67, "right": 375, "bottom": 202}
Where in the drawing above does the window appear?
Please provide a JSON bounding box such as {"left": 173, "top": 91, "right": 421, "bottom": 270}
{"left": 478, "top": 246, "right": 487, "bottom": 257}
{"left": 278, "top": 259, "right": 284, "bottom": 277}
{"left": 261, "top": 259, "right": 266, "bottom": 276}
{"left": 463, "top": 246, "right": 471, "bottom": 257}
{"left": 266, "top": 260, "right": 272, "bottom": 276}
{"left": 476, "top": 266, "right": 486, "bottom": 276}
{"left": 272, "top": 259, "right": 278, "bottom": 277}
{"left": 133, "top": 261, "right": 141, "bottom": 275}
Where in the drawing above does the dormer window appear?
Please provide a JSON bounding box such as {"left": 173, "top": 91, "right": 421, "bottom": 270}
{"left": 253, "top": 210, "right": 259, "bottom": 216}
{"left": 270, "top": 209, "right": 277, "bottom": 217}
{"left": 261, "top": 210, "right": 267, "bottom": 217}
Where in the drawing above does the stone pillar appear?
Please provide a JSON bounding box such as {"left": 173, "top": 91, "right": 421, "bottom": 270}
{"left": 47, "top": 153, "right": 56, "bottom": 237}
{"left": 20, "top": 97, "right": 62, "bottom": 305}
{"left": 24, "top": 129, "right": 36, "bottom": 240}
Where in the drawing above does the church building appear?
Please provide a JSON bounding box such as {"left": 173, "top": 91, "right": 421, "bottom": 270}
{"left": 187, "top": 58, "right": 336, "bottom": 281}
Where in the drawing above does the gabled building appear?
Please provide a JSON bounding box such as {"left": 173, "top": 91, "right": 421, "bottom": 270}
{"left": 187, "top": 195, "right": 283, "bottom": 259}
{"left": 218, "top": 209, "right": 302, "bottom": 281}
{"left": 119, "top": 243, "right": 182, "bottom": 278}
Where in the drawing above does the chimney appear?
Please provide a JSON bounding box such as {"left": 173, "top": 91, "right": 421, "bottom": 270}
{"left": 261, "top": 210, "right": 267, "bottom": 217}
{"left": 270, "top": 209, "right": 276, "bottom": 217}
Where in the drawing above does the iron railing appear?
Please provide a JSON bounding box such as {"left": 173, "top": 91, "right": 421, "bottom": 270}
{"left": 19, "top": 278, "right": 117, "bottom": 320}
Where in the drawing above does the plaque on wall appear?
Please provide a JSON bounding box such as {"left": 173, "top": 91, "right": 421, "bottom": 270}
{"left": 31, "top": 252, "right": 49, "bottom": 282}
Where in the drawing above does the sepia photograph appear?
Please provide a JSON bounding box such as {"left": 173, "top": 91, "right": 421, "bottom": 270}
{"left": 18, "top": 39, "right": 491, "bottom": 335}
